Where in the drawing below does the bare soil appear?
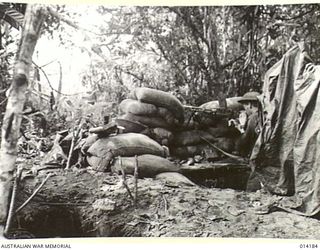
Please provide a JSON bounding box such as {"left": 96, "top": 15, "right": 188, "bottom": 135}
{"left": 8, "top": 160, "right": 320, "bottom": 239}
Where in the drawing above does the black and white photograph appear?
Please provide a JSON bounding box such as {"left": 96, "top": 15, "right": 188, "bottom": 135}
{"left": 0, "top": 1, "right": 320, "bottom": 245}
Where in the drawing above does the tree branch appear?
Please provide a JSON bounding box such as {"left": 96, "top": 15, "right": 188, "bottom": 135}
{"left": 32, "top": 61, "right": 82, "bottom": 96}
{"left": 221, "top": 52, "right": 246, "bottom": 69}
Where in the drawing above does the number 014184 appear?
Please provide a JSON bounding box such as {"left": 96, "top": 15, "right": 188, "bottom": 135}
{"left": 300, "top": 244, "right": 318, "bottom": 248}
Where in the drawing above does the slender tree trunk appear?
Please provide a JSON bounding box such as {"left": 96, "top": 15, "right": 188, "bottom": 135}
{"left": 221, "top": 6, "right": 227, "bottom": 65}
{"left": 0, "top": 4, "right": 45, "bottom": 237}
{"left": 56, "top": 61, "right": 62, "bottom": 106}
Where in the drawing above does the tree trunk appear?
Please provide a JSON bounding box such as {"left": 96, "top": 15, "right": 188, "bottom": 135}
{"left": 0, "top": 4, "right": 45, "bottom": 237}
{"left": 56, "top": 61, "right": 63, "bottom": 106}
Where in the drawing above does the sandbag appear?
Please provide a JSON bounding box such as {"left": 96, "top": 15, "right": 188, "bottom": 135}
{"left": 171, "top": 130, "right": 218, "bottom": 147}
{"left": 152, "top": 127, "right": 173, "bottom": 141}
{"left": 130, "top": 87, "right": 184, "bottom": 122}
{"left": 119, "top": 99, "right": 158, "bottom": 116}
{"left": 87, "top": 155, "right": 107, "bottom": 170}
{"left": 195, "top": 116, "right": 226, "bottom": 128}
{"left": 171, "top": 137, "right": 235, "bottom": 158}
{"left": 213, "top": 137, "right": 235, "bottom": 152}
{"left": 171, "top": 144, "right": 209, "bottom": 158}
{"left": 121, "top": 113, "right": 171, "bottom": 129}
{"left": 205, "top": 126, "right": 240, "bottom": 138}
{"left": 196, "top": 97, "right": 243, "bottom": 128}
{"left": 158, "top": 107, "right": 180, "bottom": 126}
{"left": 87, "top": 133, "right": 165, "bottom": 159}
{"left": 81, "top": 133, "right": 98, "bottom": 153}
{"left": 148, "top": 127, "right": 174, "bottom": 146}
{"left": 155, "top": 172, "right": 196, "bottom": 187}
{"left": 179, "top": 118, "right": 198, "bottom": 131}
{"left": 120, "top": 100, "right": 180, "bottom": 127}
{"left": 111, "top": 154, "right": 180, "bottom": 178}
{"left": 200, "top": 97, "right": 243, "bottom": 111}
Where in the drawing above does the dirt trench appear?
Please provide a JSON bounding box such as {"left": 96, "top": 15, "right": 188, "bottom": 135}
{"left": 7, "top": 165, "right": 320, "bottom": 239}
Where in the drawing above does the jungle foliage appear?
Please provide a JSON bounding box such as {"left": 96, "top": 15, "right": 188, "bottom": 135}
{"left": 80, "top": 4, "right": 320, "bottom": 105}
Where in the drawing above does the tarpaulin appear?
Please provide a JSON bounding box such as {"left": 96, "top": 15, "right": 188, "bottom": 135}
{"left": 250, "top": 43, "right": 320, "bottom": 216}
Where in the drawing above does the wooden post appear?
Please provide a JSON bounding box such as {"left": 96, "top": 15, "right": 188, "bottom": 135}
{"left": 0, "top": 4, "right": 45, "bottom": 237}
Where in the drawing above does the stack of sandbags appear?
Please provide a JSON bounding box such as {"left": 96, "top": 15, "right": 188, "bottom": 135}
{"left": 86, "top": 132, "right": 181, "bottom": 178}
{"left": 87, "top": 133, "right": 165, "bottom": 169}
{"left": 170, "top": 97, "right": 243, "bottom": 160}
{"left": 170, "top": 129, "right": 236, "bottom": 160}
{"left": 117, "top": 87, "right": 184, "bottom": 146}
